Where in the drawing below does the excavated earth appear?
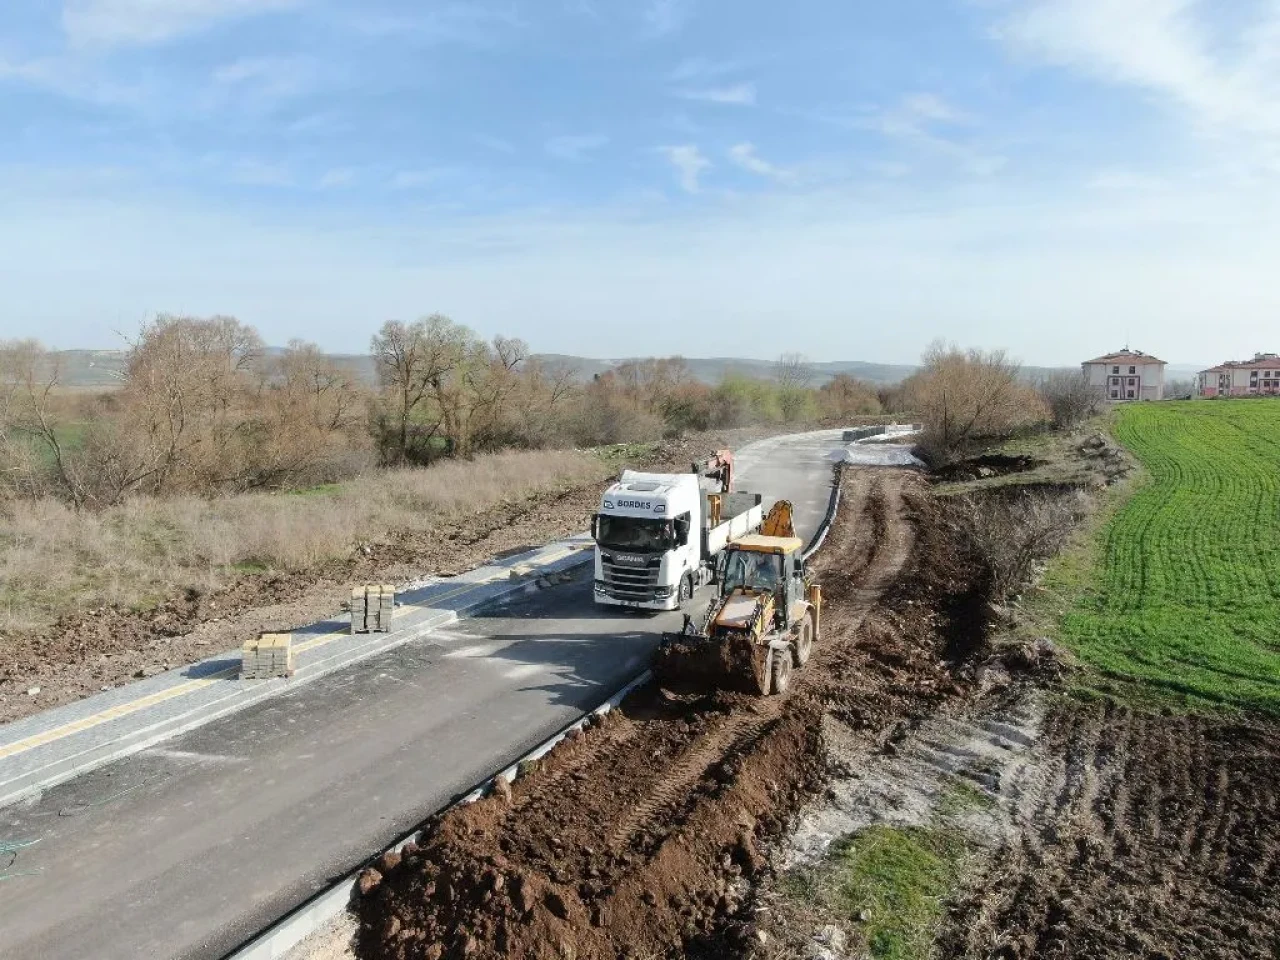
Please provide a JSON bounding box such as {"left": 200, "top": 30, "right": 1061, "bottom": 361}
{"left": 352, "top": 467, "right": 997, "bottom": 960}
{"left": 938, "top": 699, "right": 1280, "bottom": 960}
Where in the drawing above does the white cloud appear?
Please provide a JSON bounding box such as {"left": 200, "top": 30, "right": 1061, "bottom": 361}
{"left": 347, "top": 5, "right": 522, "bottom": 47}
{"left": 62, "top": 0, "right": 302, "bottom": 48}
{"left": 391, "top": 170, "right": 446, "bottom": 189}
{"left": 658, "top": 144, "right": 711, "bottom": 192}
{"left": 644, "top": 0, "right": 690, "bottom": 37}
{"left": 476, "top": 134, "right": 517, "bottom": 154}
{"left": 209, "top": 56, "right": 317, "bottom": 108}
{"left": 229, "top": 159, "right": 293, "bottom": 187}
{"left": 857, "top": 93, "right": 1005, "bottom": 177}
{"left": 318, "top": 168, "right": 356, "bottom": 189}
{"left": 993, "top": 0, "right": 1280, "bottom": 166}
{"left": 668, "top": 57, "right": 743, "bottom": 83}
{"left": 728, "top": 143, "right": 793, "bottom": 183}
{"left": 679, "top": 83, "right": 756, "bottom": 106}
{"left": 545, "top": 134, "right": 609, "bottom": 161}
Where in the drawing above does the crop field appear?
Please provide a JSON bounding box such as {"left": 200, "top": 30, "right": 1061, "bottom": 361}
{"left": 1062, "top": 400, "right": 1280, "bottom": 714}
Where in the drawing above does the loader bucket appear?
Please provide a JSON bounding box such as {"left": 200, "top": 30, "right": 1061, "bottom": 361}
{"left": 652, "top": 630, "right": 768, "bottom": 694}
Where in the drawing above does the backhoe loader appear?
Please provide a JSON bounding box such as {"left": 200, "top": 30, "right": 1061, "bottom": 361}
{"left": 654, "top": 500, "right": 822, "bottom": 695}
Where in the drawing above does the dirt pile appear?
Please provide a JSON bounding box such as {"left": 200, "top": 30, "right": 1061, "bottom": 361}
{"left": 353, "top": 469, "right": 998, "bottom": 960}
{"left": 939, "top": 699, "right": 1280, "bottom": 960}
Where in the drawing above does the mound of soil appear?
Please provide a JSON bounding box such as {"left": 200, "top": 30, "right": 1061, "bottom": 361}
{"left": 940, "top": 700, "right": 1280, "bottom": 960}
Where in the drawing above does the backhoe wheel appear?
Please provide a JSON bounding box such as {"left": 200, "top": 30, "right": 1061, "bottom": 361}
{"left": 770, "top": 650, "right": 792, "bottom": 695}
{"left": 792, "top": 613, "right": 814, "bottom": 667}
{"left": 677, "top": 573, "right": 693, "bottom": 606}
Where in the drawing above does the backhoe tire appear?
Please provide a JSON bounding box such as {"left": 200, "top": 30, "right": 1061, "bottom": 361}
{"left": 770, "top": 650, "right": 792, "bottom": 695}
{"left": 793, "top": 613, "right": 814, "bottom": 667}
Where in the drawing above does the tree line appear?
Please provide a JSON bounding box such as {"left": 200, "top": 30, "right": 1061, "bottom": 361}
{"left": 1, "top": 314, "right": 891, "bottom": 507}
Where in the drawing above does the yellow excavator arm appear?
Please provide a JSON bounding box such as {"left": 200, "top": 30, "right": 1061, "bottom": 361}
{"left": 760, "top": 500, "right": 796, "bottom": 538}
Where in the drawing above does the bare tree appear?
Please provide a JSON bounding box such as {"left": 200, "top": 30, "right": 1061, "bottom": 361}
{"left": 1039, "top": 371, "right": 1105, "bottom": 429}
{"left": 0, "top": 340, "right": 83, "bottom": 503}
{"left": 905, "top": 340, "right": 1047, "bottom": 464}
{"left": 774, "top": 352, "right": 815, "bottom": 389}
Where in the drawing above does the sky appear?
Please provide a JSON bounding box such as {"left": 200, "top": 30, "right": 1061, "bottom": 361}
{"left": 0, "top": 0, "right": 1277, "bottom": 365}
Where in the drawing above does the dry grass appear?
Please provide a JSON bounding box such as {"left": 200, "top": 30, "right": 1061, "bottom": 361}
{"left": 0, "top": 449, "right": 610, "bottom": 634}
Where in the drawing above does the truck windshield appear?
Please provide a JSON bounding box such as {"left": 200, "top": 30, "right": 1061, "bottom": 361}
{"left": 721, "top": 551, "right": 783, "bottom": 593}
{"left": 596, "top": 516, "right": 673, "bottom": 552}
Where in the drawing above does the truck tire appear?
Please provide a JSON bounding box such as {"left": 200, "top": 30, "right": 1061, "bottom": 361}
{"left": 677, "top": 573, "right": 694, "bottom": 606}
{"left": 770, "top": 650, "right": 792, "bottom": 695}
{"left": 793, "top": 613, "right": 814, "bottom": 667}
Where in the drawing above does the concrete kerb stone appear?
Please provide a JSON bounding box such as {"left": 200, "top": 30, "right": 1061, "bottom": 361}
{"left": 0, "top": 550, "right": 595, "bottom": 812}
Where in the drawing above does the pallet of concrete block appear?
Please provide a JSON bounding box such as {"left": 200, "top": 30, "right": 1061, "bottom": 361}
{"left": 241, "top": 632, "right": 295, "bottom": 680}
{"left": 350, "top": 584, "right": 395, "bottom": 634}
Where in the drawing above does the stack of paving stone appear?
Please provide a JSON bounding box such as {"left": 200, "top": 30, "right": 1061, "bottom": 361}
{"left": 350, "top": 584, "right": 395, "bottom": 634}
{"left": 241, "top": 632, "right": 294, "bottom": 680}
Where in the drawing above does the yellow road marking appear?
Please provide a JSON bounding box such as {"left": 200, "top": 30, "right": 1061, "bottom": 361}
{"left": 0, "top": 667, "right": 238, "bottom": 761}
{"left": 0, "top": 551, "right": 587, "bottom": 762}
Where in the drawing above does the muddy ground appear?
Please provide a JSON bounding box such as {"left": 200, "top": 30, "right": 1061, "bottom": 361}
{"left": 939, "top": 699, "right": 1280, "bottom": 960}
{"left": 351, "top": 467, "right": 1001, "bottom": 960}
{"left": 0, "top": 429, "right": 782, "bottom": 724}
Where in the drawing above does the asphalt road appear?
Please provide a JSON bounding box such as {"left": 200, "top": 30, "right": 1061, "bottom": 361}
{"left": 0, "top": 430, "right": 846, "bottom": 960}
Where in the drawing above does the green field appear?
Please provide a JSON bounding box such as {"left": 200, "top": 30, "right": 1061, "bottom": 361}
{"left": 1062, "top": 400, "right": 1280, "bottom": 714}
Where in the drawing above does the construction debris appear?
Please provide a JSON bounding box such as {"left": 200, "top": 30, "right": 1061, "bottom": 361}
{"left": 350, "top": 585, "right": 395, "bottom": 634}
{"left": 241, "top": 632, "right": 294, "bottom": 679}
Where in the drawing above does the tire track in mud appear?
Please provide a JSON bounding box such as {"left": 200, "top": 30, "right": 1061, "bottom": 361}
{"left": 939, "top": 700, "right": 1280, "bottom": 960}
{"left": 350, "top": 470, "right": 944, "bottom": 960}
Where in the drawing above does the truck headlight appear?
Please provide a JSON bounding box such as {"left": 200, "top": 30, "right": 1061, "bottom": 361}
{"left": 654, "top": 586, "right": 672, "bottom": 599}
{"left": 594, "top": 580, "right": 608, "bottom": 593}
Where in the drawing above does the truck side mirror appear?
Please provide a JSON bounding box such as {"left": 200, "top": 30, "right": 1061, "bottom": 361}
{"left": 675, "top": 515, "right": 690, "bottom": 545}
{"left": 591, "top": 514, "right": 600, "bottom": 541}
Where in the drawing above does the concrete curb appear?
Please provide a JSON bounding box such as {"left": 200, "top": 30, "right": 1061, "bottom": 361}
{"left": 220, "top": 454, "right": 852, "bottom": 960}
{"left": 0, "top": 553, "right": 594, "bottom": 811}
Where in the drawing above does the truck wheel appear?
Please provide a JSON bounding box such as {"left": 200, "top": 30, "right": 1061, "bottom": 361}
{"left": 770, "top": 651, "right": 792, "bottom": 695}
{"left": 677, "top": 573, "right": 693, "bottom": 606}
{"left": 793, "top": 614, "right": 814, "bottom": 667}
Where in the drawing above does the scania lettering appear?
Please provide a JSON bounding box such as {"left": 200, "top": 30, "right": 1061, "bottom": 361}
{"left": 591, "top": 451, "right": 764, "bottom": 612}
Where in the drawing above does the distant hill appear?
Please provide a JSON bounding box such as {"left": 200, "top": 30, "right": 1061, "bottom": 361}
{"left": 49, "top": 349, "right": 1210, "bottom": 390}
{"left": 532, "top": 355, "right": 918, "bottom": 386}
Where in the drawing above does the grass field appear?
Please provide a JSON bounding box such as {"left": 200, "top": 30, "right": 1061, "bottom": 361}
{"left": 1061, "top": 400, "right": 1280, "bottom": 714}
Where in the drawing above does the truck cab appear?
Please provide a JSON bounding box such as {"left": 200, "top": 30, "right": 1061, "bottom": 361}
{"left": 592, "top": 471, "right": 763, "bottom": 611}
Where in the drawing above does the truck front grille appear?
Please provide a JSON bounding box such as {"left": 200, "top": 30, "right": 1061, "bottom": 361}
{"left": 601, "top": 556, "right": 661, "bottom": 600}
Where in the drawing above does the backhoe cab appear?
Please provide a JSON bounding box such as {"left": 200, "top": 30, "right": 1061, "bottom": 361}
{"left": 657, "top": 501, "right": 823, "bottom": 696}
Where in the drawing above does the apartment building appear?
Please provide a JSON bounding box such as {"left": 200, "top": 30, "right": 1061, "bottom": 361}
{"left": 1197, "top": 353, "right": 1280, "bottom": 398}
{"left": 1082, "top": 349, "right": 1166, "bottom": 402}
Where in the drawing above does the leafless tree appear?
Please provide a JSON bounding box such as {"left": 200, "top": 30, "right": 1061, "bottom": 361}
{"left": 904, "top": 340, "right": 1047, "bottom": 464}
{"left": 1039, "top": 371, "right": 1105, "bottom": 429}
{"left": 775, "top": 352, "right": 815, "bottom": 389}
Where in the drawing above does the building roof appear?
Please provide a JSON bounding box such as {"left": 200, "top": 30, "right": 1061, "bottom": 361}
{"left": 1199, "top": 353, "right": 1280, "bottom": 374}
{"left": 1084, "top": 348, "right": 1166, "bottom": 366}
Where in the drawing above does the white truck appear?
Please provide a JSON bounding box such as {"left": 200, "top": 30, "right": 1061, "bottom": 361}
{"left": 591, "top": 452, "right": 764, "bottom": 612}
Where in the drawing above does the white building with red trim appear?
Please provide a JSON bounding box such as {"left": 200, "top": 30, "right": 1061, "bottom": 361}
{"left": 1082, "top": 349, "right": 1166, "bottom": 402}
{"left": 1196, "top": 353, "right": 1280, "bottom": 398}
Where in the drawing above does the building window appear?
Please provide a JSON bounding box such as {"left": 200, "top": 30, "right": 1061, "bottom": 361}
{"left": 1110, "top": 390, "right": 1120, "bottom": 399}
{"left": 1112, "top": 366, "right": 1120, "bottom": 374}
{"left": 1127, "top": 390, "right": 1135, "bottom": 399}
{"left": 1129, "top": 366, "right": 1136, "bottom": 375}
{"left": 1128, "top": 378, "right": 1136, "bottom": 386}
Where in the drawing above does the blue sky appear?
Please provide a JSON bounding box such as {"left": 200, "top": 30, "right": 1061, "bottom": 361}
{"left": 1, "top": 0, "right": 1276, "bottom": 364}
